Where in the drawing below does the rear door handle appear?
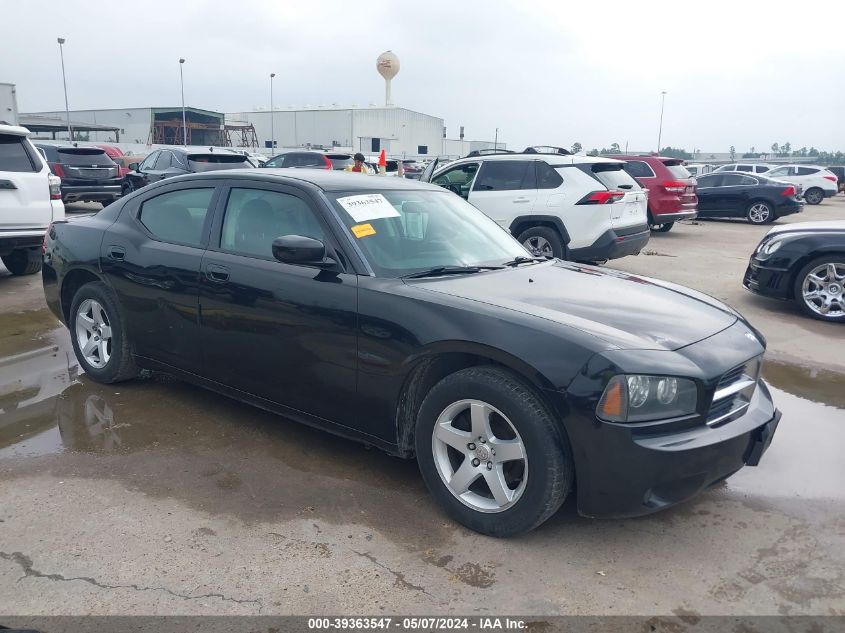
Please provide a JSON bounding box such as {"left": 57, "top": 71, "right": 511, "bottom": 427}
{"left": 0, "top": 179, "right": 17, "bottom": 190}
{"left": 513, "top": 198, "right": 531, "bottom": 204}
{"left": 205, "top": 263, "right": 230, "bottom": 282}
{"left": 107, "top": 246, "right": 125, "bottom": 261}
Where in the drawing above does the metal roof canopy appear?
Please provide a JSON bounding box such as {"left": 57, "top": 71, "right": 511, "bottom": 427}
{"left": 19, "top": 115, "right": 121, "bottom": 140}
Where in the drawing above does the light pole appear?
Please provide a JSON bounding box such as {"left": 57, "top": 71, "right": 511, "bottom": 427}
{"left": 657, "top": 90, "right": 667, "bottom": 153}
{"left": 270, "top": 73, "right": 276, "bottom": 152}
{"left": 57, "top": 38, "right": 72, "bottom": 141}
{"left": 493, "top": 127, "right": 498, "bottom": 151}
{"left": 179, "top": 58, "right": 187, "bottom": 146}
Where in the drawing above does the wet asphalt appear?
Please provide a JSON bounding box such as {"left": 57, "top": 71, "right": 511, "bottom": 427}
{"left": 0, "top": 202, "right": 843, "bottom": 617}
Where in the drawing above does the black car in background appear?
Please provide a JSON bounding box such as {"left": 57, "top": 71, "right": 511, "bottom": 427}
{"left": 34, "top": 144, "right": 121, "bottom": 205}
{"left": 744, "top": 221, "right": 845, "bottom": 323}
{"left": 43, "top": 170, "right": 780, "bottom": 536}
{"left": 263, "top": 150, "right": 332, "bottom": 169}
{"left": 695, "top": 172, "right": 804, "bottom": 224}
{"left": 827, "top": 166, "right": 845, "bottom": 192}
{"left": 122, "top": 147, "right": 253, "bottom": 194}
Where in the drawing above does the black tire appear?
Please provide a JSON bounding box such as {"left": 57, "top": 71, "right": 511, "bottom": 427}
{"left": 415, "top": 366, "right": 574, "bottom": 536}
{"left": 746, "top": 201, "right": 774, "bottom": 225}
{"left": 69, "top": 281, "right": 139, "bottom": 383}
{"left": 650, "top": 221, "right": 674, "bottom": 232}
{"left": 804, "top": 188, "right": 824, "bottom": 205}
{"left": 1, "top": 248, "right": 42, "bottom": 275}
{"left": 792, "top": 256, "right": 845, "bottom": 323}
{"left": 517, "top": 226, "right": 567, "bottom": 259}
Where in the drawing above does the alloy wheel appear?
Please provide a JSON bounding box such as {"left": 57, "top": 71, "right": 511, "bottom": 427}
{"left": 802, "top": 262, "right": 845, "bottom": 318}
{"left": 431, "top": 399, "right": 528, "bottom": 513}
{"left": 748, "top": 203, "right": 771, "bottom": 224}
{"left": 805, "top": 190, "right": 823, "bottom": 205}
{"left": 75, "top": 299, "right": 113, "bottom": 368}
{"left": 524, "top": 236, "right": 553, "bottom": 257}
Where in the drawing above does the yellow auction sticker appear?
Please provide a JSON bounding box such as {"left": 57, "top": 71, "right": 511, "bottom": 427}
{"left": 351, "top": 223, "right": 376, "bottom": 238}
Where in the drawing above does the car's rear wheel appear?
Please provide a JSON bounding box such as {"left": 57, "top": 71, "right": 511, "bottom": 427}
{"left": 69, "top": 281, "right": 139, "bottom": 383}
{"left": 517, "top": 226, "right": 566, "bottom": 259}
{"left": 1, "top": 248, "right": 42, "bottom": 275}
{"left": 804, "top": 188, "right": 824, "bottom": 205}
{"left": 793, "top": 257, "right": 845, "bottom": 322}
{"left": 650, "top": 221, "right": 674, "bottom": 232}
{"left": 746, "top": 201, "right": 774, "bottom": 224}
{"left": 415, "top": 366, "right": 573, "bottom": 536}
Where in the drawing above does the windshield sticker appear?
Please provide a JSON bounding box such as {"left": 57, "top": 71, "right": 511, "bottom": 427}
{"left": 351, "top": 223, "right": 376, "bottom": 238}
{"left": 336, "top": 193, "right": 400, "bottom": 222}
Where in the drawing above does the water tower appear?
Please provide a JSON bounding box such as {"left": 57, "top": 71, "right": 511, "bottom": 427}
{"left": 376, "top": 51, "right": 400, "bottom": 107}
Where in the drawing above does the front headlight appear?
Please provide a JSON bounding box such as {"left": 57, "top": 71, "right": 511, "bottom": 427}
{"left": 760, "top": 238, "right": 783, "bottom": 256}
{"left": 596, "top": 375, "right": 698, "bottom": 423}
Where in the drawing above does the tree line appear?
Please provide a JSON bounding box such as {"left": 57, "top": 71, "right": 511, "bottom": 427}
{"left": 568, "top": 141, "right": 843, "bottom": 164}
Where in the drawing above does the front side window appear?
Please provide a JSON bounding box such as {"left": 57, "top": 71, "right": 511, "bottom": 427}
{"left": 139, "top": 151, "right": 159, "bottom": 171}
{"left": 767, "top": 167, "right": 790, "bottom": 177}
{"left": 138, "top": 188, "right": 214, "bottom": 247}
{"left": 622, "top": 161, "right": 656, "bottom": 179}
{"left": 432, "top": 162, "right": 480, "bottom": 199}
{"left": 473, "top": 160, "right": 535, "bottom": 191}
{"left": 154, "top": 152, "right": 172, "bottom": 170}
{"left": 329, "top": 190, "right": 528, "bottom": 278}
{"left": 736, "top": 165, "right": 753, "bottom": 172}
{"left": 221, "top": 188, "right": 324, "bottom": 259}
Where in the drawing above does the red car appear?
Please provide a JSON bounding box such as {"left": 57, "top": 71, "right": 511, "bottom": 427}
{"left": 95, "top": 144, "right": 133, "bottom": 178}
{"left": 614, "top": 154, "right": 698, "bottom": 232}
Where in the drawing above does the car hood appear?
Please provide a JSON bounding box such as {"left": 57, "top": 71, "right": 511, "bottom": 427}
{"left": 414, "top": 261, "right": 738, "bottom": 351}
{"left": 766, "top": 220, "right": 845, "bottom": 236}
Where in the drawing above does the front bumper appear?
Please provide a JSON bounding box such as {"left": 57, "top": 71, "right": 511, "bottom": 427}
{"left": 61, "top": 185, "right": 122, "bottom": 202}
{"left": 574, "top": 382, "right": 779, "bottom": 518}
{"left": 743, "top": 256, "right": 792, "bottom": 300}
{"left": 570, "top": 225, "right": 651, "bottom": 262}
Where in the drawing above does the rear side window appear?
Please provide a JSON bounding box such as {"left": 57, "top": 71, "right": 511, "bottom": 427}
{"left": 736, "top": 165, "right": 753, "bottom": 172}
{"left": 721, "top": 174, "right": 746, "bottom": 186}
{"left": 739, "top": 175, "right": 758, "bottom": 185}
{"left": 622, "top": 161, "right": 655, "bottom": 179}
{"left": 591, "top": 164, "right": 641, "bottom": 190}
{"left": 474, "top": 160, "right": 535, "bottom": 191}
{"left": 57, "top": 148, "right": 114, "bottom": 166}
{"left": 767, "top": 167, "right": 791, "bottom": 177}
{"left": 138, "top": 188, "right": 214, "bottom": 247}
{"left": 696, "top": 175, "right": 720, "bottom": 187}
{"left": 796, "top": 167, "right": 818, "bottom": 175}
{"left": 0, "top": 135, "right": 38, "bottom": 172}
{"left": 285, "top": 153, "right": 327, "bottom": 168}
{"left": 536, "top": 162, "right": 563, "bottom": 189}
{"left": 187, "top": 154, "right": 251, "bottom": 172}
{"left": 754, "top": 165, "right": 769, "bottom": 173}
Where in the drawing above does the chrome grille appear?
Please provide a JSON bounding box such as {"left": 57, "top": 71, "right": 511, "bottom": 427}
{"left": 706, "top": 357, "right": 762, "bottom": 426}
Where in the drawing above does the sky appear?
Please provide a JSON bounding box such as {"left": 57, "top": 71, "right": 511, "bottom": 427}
{"left": 2, "top": 0, "right": 844, "bottom": 153}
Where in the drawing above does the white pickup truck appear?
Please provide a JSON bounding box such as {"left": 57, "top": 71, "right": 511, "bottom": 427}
{"left": 0, "top": 124, "right": 64, "bottom": 275}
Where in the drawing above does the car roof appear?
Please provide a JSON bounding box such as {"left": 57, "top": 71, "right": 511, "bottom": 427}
{"left": 444, "top": 152, "right": 624, "bottom": 166}
{"left": 173, "top": 168, "right": 445, "bottom": 192}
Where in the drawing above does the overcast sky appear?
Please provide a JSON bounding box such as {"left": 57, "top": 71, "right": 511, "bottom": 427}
{"left": 3, "top": 0, "right": 844, "bottom": 152}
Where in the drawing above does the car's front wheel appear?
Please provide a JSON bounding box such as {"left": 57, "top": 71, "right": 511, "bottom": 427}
{"left": 415, "top": 367, "right": 573, "bottom": 536}
{"left": 793, "top": 257, "right": 845, "bottom": 322}
{"left": 804, "top": 188, "right": 824, "bottom": 205}
{"left": 69, "top": 281, "right": 139, "bottom": 383}
{"left": 517, "top": 226, "right": 566, "bottom": 259}
{"left": 746, "top": 201, "right": 774, "bottom": 224}
{"left": 1, "top": 248, "right": 42, "bottom": 275}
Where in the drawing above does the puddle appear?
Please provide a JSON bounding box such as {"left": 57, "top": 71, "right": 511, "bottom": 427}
{"left": 0, "top": 323, "right": 841, "bottom": 542}
{"left": 0, "top": 309, "right": 62, "bottom": 358}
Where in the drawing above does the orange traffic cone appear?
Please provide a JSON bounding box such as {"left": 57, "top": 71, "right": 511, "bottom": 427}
{"left": 378, "top": 149, "right": 387, "bottom": 168}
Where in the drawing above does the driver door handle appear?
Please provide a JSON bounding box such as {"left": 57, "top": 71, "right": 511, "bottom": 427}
{"left": 513, "top": 197, "right": 531, "bottom": 203}
{"left": 205, "top": 263, "right": 230, "bottom": 282}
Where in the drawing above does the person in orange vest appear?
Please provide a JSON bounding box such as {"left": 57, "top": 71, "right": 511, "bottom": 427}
{"left": 345, "top": 152, "right": 370, "bottom": 174}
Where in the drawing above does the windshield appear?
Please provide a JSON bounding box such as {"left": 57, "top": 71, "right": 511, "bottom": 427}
{"left": 57, "top": 148, "right": 115, "bottom": 166}
{"left": 328, "top": 190, "right": 530, "bottom": 278}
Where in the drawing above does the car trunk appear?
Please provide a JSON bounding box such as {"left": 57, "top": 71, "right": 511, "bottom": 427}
{"left": 590, "top": 163, "right": 648, "bottom": 230}
{"left": 662, "top": 159, "right": 697, "bottom": 203}
{"left": 55, "top": 148, "right": 119, "bottom": 183}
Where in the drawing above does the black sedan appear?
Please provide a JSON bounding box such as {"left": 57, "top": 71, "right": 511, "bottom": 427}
{"left": 744, "top": 221, "right": 845, "bottom": 323}
{"left": 42, "top": 170, "right": 780, "bottom": 535}
{"left": 122, "top": 147, "right": 253, "bottom": 194}
{"left": 695, "top": 172, "right": 804, "bottom": 224}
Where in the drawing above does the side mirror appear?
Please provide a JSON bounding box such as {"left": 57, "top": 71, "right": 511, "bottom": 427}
{"left": 128, "top": 163, "right": 139, "bottom": 171}
{"left": 272, "top": 235, "right": 335, "bottom": 268}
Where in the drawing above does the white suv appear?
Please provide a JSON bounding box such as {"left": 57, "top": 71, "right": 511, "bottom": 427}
{"left": 0, "top": 124, "right": 64, "bottom": 275}
{"left": 420, "top": 152, "right": 649, "bottom": 261}
{"left": 714, "top": 163, "right": 775, "bottom": 174}
{"left": 763, "top": 165, "right": 838, "bottom": 205}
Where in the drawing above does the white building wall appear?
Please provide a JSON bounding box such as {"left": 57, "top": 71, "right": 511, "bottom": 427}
{"left": 442, "top": 139, "right": 508, "bottom": 158}
{"left": 1, "top": 83, "right": 19, "bottom": 125}
{"left": 22, "top": 108, "right": 152, "bottom": 143}
{"left": 228, "top": 107, "right": 444, "bottom": 158}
